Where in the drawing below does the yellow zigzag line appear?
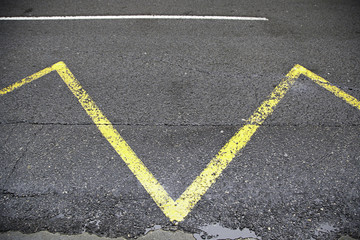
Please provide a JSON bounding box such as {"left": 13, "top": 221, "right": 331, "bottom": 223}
{"left": 1, "top": 62, "right": 359, "bottom": 222}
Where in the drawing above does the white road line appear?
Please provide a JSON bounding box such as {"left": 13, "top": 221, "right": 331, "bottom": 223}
{"left": 0, "top": 15, "right": 268, "bottom": 21}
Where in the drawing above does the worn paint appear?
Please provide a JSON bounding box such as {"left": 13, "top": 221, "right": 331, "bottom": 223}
{"left": 0, "top": 66, "right": 53, "bottom": 95}
{"left": 1, "top": 62, "right": 359, "bottom": 222}
{"left": 296, "top": 64, "right": 360, "bottom": 110}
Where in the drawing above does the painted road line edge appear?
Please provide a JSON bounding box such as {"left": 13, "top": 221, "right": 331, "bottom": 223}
{"left": 0, "top": 15, "right": 268, "bottom": 21}
{"left": 1, "top": 62, "right": 359, "bottom": 222}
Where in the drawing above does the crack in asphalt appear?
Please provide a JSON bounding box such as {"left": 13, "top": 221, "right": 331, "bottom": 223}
{"left": 0, "top": 189, "right": 153, "bottom": 202}
{"left": 0, "top": 121, "right": 359, "bottom": 127}
{"left": 2, "top": 124, "right": 15, "bottom": 147}
{"left": 1, "top": 125, "right": 43, "bottom": 189}
{"left": 0, "top": 189, "right": 57, "bottom": 198}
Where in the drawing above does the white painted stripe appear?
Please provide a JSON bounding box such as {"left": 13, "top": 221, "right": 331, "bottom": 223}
{"left": 0, "top": 15, "right": 268, "bottom": 21}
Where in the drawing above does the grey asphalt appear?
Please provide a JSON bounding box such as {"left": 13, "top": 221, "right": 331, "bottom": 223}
{"left": 0, "top": 0, "right": 360, "bottom": 239}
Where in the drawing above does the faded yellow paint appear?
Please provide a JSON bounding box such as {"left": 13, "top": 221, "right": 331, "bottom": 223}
{"left": 296, "top": 64, "right": 360, "bottom": 110}
{"left": 53, "top": 62, "right": 176, "bottom": 219}
{"left": 1, "top": 62, "right": 359, "bottom": 222}
{"left": 0, "top": 66, "right": 53, "bottom": 95}
{"left": 175, "top": 124, "right": 259, "bottom": 216}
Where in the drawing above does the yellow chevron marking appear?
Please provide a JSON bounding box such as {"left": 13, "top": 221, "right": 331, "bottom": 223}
{"left": 1, "top": 62, "right": 359, "bottom": 222}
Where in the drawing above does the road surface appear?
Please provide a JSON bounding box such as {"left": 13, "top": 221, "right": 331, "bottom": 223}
{"left": 0, "top": 0, "right": 360, "bottom": 239}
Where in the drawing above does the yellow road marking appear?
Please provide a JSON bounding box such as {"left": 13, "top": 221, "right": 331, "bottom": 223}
{"left": 295, "top": 64, "right": 360, "bottom": 110}
{"left": 1, "top": 62, "right": 359, "bottom": 222}
{"left": 0, "top": 66, "right": 53, "bottom": 95}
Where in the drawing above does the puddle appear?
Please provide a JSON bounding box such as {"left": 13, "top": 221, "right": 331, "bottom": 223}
{"left": 193, "top": 223, "right": 261, "bottom": 240}
{"left": 144, "top": 225, "right": 162, "bottom": 234}
{"left": 314, "top": 223, "right": 337, "bottom": 236}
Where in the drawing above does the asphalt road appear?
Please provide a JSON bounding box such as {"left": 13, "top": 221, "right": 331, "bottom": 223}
{"left": 0, "top": 0, "right": 360, "bottom": 239}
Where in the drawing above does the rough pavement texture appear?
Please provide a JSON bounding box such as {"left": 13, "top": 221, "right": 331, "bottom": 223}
{"left": 1, "top": 0, "right": 360, "bottom": 239}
